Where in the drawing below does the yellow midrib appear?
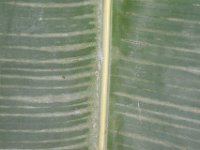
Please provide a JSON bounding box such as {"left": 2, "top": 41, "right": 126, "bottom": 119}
{"left": 99, "top": 0, "right": 112, "bottom": 150}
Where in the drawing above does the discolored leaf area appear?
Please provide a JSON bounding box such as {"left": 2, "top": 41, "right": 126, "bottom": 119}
{"left": 0, "top": 0, "right": 99, "bottom": 149}
{"left": 107, "top": 0, "right": 200, "bottom": 150}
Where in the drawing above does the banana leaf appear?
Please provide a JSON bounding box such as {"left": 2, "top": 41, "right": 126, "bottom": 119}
{"left": 0, "top": 0, "right": 200, "bottom": 150}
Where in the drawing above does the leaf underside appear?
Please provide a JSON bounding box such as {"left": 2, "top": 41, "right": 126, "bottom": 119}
{"left": 0, "top": 0, "right": 98, "bottom": 149}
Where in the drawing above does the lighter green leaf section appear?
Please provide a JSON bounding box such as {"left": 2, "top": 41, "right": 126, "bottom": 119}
{"left": 107, "top": 0, "right": 200, "bottom": 150}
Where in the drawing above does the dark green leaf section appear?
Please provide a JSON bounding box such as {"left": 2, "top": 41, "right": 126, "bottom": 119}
{"left": 0, "top": 0, "right": 97, "bottom": 149}
{"left": 108, "top": 0, "right": 200, "bottom": 150}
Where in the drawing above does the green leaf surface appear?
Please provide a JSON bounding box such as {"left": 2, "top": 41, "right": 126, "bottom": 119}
{"left": 1, "top": 0, "right": 200, "bottom": 150}
{"left": 107, "top": 0, "right": 200, "bottom": 150}
{"left": 0, "top": 0, "right": 98, "bottom": 149}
